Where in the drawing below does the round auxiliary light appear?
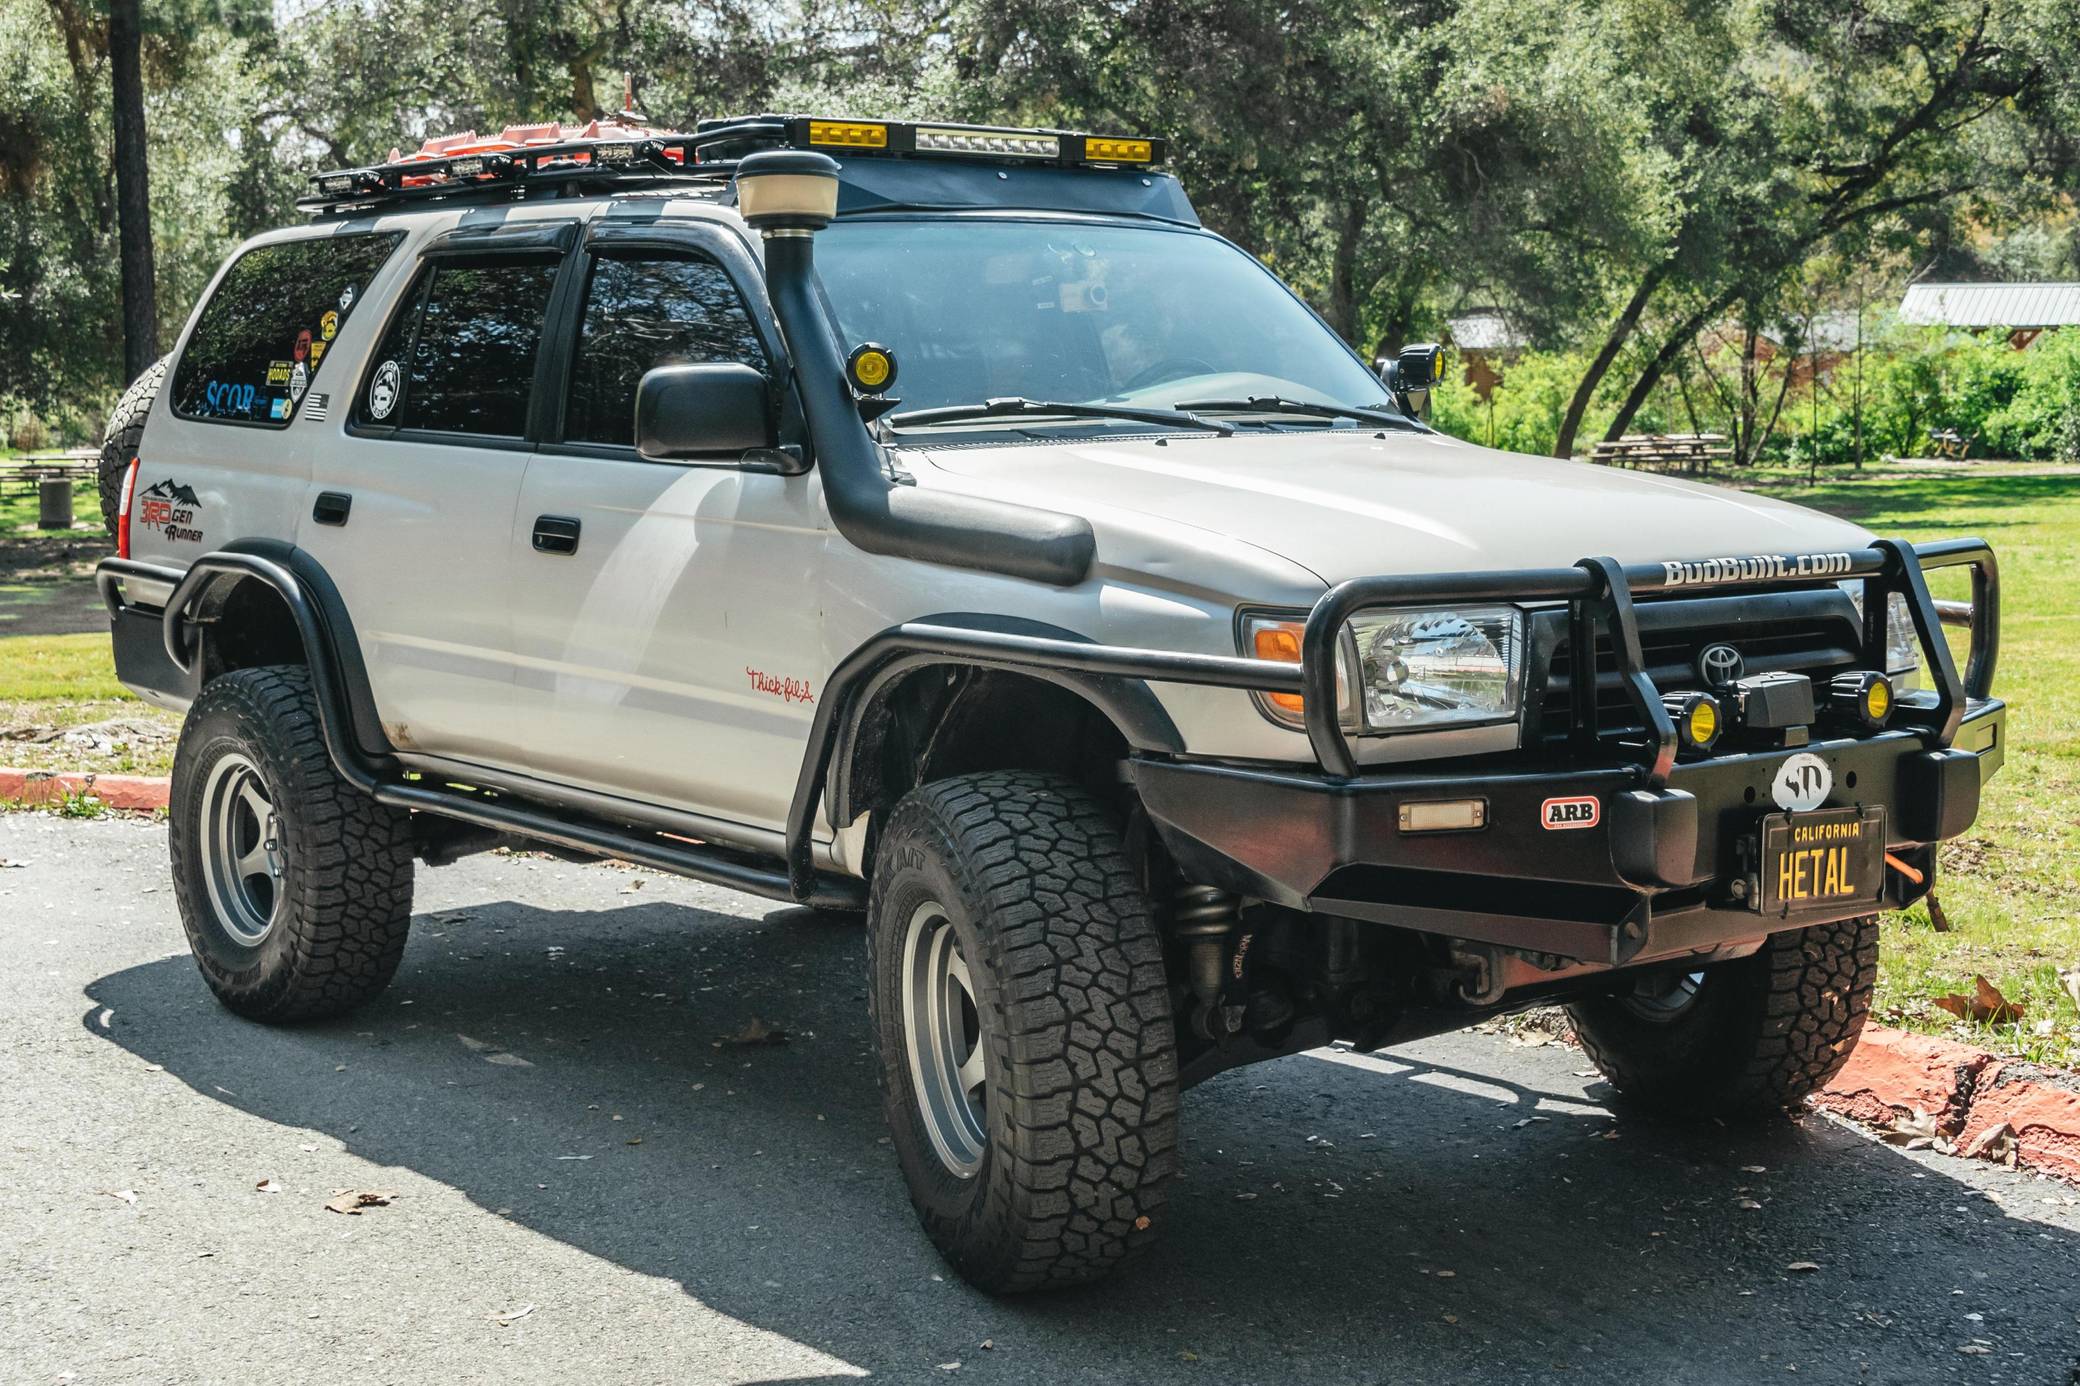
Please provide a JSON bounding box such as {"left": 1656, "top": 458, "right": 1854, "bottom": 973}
{"left": 1828, "top": 671, "right": 1894, "bottom": 730}
{"left": 1661, "top": 690, "right": 1723, "bottom": 754}
{"left": 733, "top": 148, "right": 840, "bottom": 233}
{"left": 846, "top": 342, "right": 897, "bottom": 395}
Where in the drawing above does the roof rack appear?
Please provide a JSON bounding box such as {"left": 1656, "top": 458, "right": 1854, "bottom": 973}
{"left": 300, "top": 113, "right": 1167, "bottom": 216}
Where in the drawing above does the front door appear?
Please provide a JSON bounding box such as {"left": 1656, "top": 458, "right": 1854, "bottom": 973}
{"left": 505, "top": 226, "right": 827, "bottom": 834}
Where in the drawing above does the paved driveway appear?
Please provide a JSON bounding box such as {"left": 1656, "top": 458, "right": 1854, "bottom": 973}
{"left": 4, "top": 814, "right": 2078, "bottom": 1384}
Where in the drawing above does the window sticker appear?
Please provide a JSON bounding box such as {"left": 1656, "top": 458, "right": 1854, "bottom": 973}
{"left": 320, "top": 310, "right": 339, "bottom": 340}
{"left": 293, "top": 329, "right": 312, "bottom": 363}
{"left": 339, "top": 284, "right": 357, "bottom": 311}
{"left": 202, "top": 381, "right": 257, "bottom": 417}
{"left": 289, "top": 361, "right": 309, "bottom": 403}
{"left": 367, "top": 359, "right": 402, "bottom": 420}
{"left": 266, "top": 360, "right": 292, "bottom": 386}
{"left": 309, "top": 340, "right": 327, "bottom": 368}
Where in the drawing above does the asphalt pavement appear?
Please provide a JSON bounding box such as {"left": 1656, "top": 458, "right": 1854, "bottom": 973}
{"left": 4, "top": 814, "right": 2078, "bottom": 1385}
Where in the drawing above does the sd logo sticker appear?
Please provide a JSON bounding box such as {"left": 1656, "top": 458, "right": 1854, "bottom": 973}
{"left": 1541, "top": 796, "right": 1600, "bottom": 830}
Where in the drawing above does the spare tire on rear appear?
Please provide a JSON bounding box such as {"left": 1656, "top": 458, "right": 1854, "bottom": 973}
{"left": 98, "top": 356, "right": 169, "bottom": 536}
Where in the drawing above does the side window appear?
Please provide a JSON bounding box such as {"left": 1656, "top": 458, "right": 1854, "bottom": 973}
{"left": 170, "top": 232, "right": 402, "bottom": 427}
{"left": 354, "top": 256, "right": 562, "bottom": 437}
{"left": 564, "top": 253, "right": 769, "bottom": 447}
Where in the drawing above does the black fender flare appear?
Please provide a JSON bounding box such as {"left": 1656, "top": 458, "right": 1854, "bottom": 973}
{"left": 788, "top": 614, "right": 1187, "bottom": 896}
{"left": 159, "top": 541, "right": 397, "bottom": 767}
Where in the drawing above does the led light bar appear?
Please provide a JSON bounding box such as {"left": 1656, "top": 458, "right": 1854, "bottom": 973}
{"left": 915, "top": 126, "right": 1061, "bottom": 159}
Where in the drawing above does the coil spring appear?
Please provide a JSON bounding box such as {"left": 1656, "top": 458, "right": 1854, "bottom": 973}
{"left": 1171, "top": 883, "right": 1239, "bottom": 938}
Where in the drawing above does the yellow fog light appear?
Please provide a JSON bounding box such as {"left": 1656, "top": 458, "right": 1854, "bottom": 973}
{"left": 1082, "top": 136, "right": 1154, "bottom": 164}
{"left": 846, "top": 342, "right": 897, "bottom": 395}
{"left": 807, "top": 120, "right": 887, "bottom": 149}
{"left": 1828, "top": 671, "right": 1894, "bottom": 731}
{"left": 1662, "top": 690, "right": 1723, "bottom": 754}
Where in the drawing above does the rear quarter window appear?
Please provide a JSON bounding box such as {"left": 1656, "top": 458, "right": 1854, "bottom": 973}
{"left": 170, "top": 232, "right": 403, "bottom": 428}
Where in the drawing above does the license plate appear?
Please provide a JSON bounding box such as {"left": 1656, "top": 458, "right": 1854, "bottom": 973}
{"left": 1756, "top": 806, "right": 1886, "bottom": 914}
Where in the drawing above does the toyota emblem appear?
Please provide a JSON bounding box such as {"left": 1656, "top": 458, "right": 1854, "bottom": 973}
{"left": 1697, "top": 642, "right": 1745, "bottom": 685}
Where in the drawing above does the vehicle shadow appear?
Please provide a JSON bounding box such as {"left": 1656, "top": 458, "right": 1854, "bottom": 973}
{"left": 83, "top": 889, "right": 2080, "bottom": 1384}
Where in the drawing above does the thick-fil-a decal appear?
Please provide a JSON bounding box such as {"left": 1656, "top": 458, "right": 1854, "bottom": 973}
{"left": 1540, "top": 795, "right": 1600, "bottom": 830}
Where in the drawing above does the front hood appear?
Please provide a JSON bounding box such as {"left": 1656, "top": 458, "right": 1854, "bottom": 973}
{"left": 911, "top": 429, "right": 1875, "bottom": 587}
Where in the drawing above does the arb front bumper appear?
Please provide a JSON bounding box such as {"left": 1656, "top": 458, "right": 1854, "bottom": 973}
{"left": 1126, "top": 536, "right": 2003, "bottom": 969}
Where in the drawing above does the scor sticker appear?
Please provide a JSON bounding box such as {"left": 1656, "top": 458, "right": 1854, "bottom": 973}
{"left": 1540, "top": 795, "right": 1600, "bottom": 830}
{"left": 266, "top": 359, "right": 292, "bottom": 385}
{"left": 367, "top": 359, "right": 401, "bottom": 420}
{"left": 320, "top": 309, "right": 339, "bottom": 340}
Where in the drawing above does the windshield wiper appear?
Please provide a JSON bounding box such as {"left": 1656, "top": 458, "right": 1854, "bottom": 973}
{"left": 885, "top": 396, "right": 1233, "bottom": 435}
{"left": 1172, "top": 396, "right": 1418, "bottom": 430}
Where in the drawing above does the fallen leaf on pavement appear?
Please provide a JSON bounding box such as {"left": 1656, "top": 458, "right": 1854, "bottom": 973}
{"left": 1786, "top": 1261, "right": 1821, "bottom": 1273}
{"left": 1879, "top": 1107, "right": 1944, "bottom": 1149}
{"left": 103, "top": 1189, "right": 137, "bottom": 1205}
{"left": 1736, "top": 1198, "right": 1763, "bottom": 1210}
{"left": 719, "top": 1017, "right": 788, "bottom": 1047}
{"left": 255, "top": 1178, "right": 283, "bottom": 1194}
{"left": 490, "top": 1303, "right": 536, "bottom": 1326}
{"left": 1133, "top": 1215, "right": 1150, "bottom": 1230}
{"left": 1962, "top": 1123, "right": 2019, "bottom": 1167}
{"left": 1933, "top": 975, "right": 2025, "bottom": 1025}
{"left": 324, "top": 1189, "right": 397, "bottom": 1215}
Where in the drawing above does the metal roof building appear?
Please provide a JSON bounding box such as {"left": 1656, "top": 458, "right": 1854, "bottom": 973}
{"left": 1898, "top": 281, "right": 2080, "bottom": 329}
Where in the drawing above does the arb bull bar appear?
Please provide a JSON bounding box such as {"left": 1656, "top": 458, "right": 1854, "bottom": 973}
{"left": 798, "top": 537, "right": 2001, "bottom": 967}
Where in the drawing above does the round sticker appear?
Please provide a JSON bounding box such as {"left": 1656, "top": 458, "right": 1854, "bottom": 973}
{"left": 320, "top": 310, "right": 339, "bottom": 341}
{"left": 338, "top": 284, "right": 357, "bottom": 312}
{"left": 293, "top": 329, "right": 311, "bottom": 363}
{"left": 1771, "top": 751, "right": 1833, "bottom": 812}
{"left": 367, "top": 359, "right": 401, "bottom": 420}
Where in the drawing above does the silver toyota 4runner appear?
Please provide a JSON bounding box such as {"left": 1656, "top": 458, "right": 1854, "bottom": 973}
{"left": 98, "top": 113, "right": 2006, "bottom": 1292}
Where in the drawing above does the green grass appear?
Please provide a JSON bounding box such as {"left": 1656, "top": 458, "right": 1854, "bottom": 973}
{"left": 1733, "top": 464, "right": 2080, "bottom": 1067}
{"left": 0, "top": 632, "right": 130, "bottom": 700}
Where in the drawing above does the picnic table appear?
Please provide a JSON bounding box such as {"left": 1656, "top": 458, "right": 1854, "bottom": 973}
{"left": 0, "top": 449, "right": 96, "bottom": 498}
{"left": 1589, "top": 433, "right": 1731, "bottom": 474}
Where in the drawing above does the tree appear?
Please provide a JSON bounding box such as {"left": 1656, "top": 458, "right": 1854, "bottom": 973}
{"left": 106, "top": 0, "right": 155, "bottom": 378}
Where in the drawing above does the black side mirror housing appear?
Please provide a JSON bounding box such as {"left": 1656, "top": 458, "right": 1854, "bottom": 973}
{"left": 634, "top": 362, "right": 778, "bottom": 462}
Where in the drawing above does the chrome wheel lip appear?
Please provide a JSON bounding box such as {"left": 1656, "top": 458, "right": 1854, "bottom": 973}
{"left": 198, "top": 753, "right": 283, "bottom": 947}
{"left": 900, "top": 899, "right": 988, "bottom": 1177}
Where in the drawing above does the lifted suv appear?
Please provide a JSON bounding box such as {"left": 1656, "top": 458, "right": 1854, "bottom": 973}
{"left": 99, "top": 112, "right": 2005, "bottom": 1292}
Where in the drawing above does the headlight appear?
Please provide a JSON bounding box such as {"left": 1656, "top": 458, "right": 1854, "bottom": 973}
{"left": 1350, "top": 605, "right": 1523, "bottom": 730}
{"left": 1844, "top": 585, "right": 1922, "bottom": 688}
{"left": 1242, "top": 605, "right": 1524, "bottom": 734}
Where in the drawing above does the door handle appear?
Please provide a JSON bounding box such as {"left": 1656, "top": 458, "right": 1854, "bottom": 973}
{"left": 313, "top": 491, "right": 352, "bottom": 526}
{"left": 532, "top": 515, "right": 581, "bottom": 555}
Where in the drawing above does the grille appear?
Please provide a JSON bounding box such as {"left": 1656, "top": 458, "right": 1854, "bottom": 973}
{"left": 1529, "top": 589, "right": 1864, "bottom": 745}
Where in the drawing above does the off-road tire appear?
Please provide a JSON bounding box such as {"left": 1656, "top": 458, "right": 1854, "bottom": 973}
{"left": 98, "top": 356, "right": 168, "bottom": 535}
{"left": 1566, "top": 915, "right": 1879, "bottom": 1119}
{"left": 867, "top": 771, "right": 1179, "bottom": 1293}
{"left": 170, "top": 666, "right": 414, "bottom": 1021}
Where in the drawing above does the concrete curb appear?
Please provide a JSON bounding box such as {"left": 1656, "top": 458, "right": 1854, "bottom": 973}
{"left": 1814, "top": 1025, "right": 2080, "bottom": 1183}
{"left": 0, "top": 768, "right": 170, "bottom": 812}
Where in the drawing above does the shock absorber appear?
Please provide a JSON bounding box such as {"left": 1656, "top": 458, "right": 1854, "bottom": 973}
{"left": 1172, "top": 884, "right": 1240, "bottom": 1037}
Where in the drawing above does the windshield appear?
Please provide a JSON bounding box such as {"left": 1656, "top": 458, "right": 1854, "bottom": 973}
{"left": 813, "top": 218, "right": 1393, "bottom": 427}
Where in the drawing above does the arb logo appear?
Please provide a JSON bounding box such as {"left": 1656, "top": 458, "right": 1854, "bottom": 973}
{"left": 1541, "top": 796, "right": 1600, "bottom": 830}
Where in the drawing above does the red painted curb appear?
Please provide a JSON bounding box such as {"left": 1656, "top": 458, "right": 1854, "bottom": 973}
{"left": 0, "top": 768, "right": 170, "bottom": 812}
{"left": 1815, "top": 1024, "right": 2080, "bottom": 1183}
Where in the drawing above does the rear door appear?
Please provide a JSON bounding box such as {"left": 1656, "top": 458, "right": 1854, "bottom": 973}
{"left": 505, "top": 222, "right": 828, "bottom": 832}
{"left": 300, "top": 221, "right": 576, "bottom": 766}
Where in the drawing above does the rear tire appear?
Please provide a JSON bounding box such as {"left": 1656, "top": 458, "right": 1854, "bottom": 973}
{"left": 170, "top": 666, "right": 414, "bottom": 1021}
{"left": 98, "top": 356, "right": 167, "bottom": 536}
{"left": 867, "top": 771, "right": 1178, "bottom": 1293}
{"left": 1566, "top": 915, "right": 1878, "bottom": 1119}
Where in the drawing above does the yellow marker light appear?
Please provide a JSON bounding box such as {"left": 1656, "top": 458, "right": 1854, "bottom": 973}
{"left": 1866, "top": 677, "right": 1891, "bottom": 722}
{"left": 807, "top": 120, "right": 888, "bottom": 149}
{"left": 1084, "top": 136, "right": 1154, "bottom": 164}
{"left": 1688, "top": 697, "right": 1718, "bottom": 747}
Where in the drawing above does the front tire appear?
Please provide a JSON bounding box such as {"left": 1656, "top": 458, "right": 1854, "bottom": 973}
{"left": 1566, "top": 915, "right": 1878, "bottom": 1119}
{"left": 170, "top": 666, "right": 415, "bottom": 1021}
{"left": 867, "top": 771, "right": 1179, "bottom": 1293}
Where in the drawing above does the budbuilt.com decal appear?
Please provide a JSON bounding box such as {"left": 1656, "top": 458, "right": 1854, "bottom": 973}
{"left": 1660, "top": 552, "right": 1853, "bottom": 588}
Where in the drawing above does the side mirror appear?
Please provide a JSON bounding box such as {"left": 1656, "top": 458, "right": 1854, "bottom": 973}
{"left": 634, "top": 362, "right": 778, "bottom": 462}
